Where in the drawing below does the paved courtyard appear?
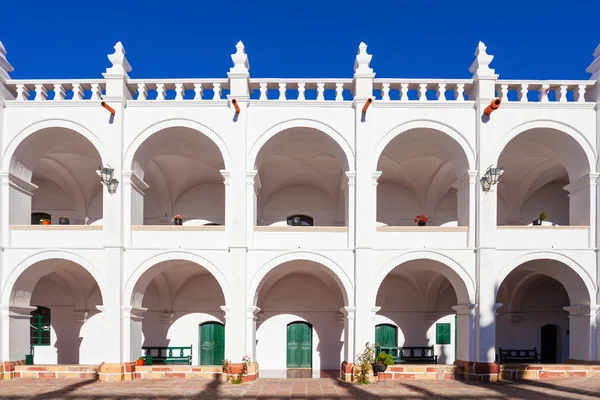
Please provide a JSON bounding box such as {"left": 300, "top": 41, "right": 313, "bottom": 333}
{"left": 1, "top": 377, "right": 600, "bottom": 399}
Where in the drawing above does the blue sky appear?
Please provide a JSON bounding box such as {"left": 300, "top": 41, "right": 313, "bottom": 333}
{"left": 1, "top": 0, "right": 598, "bottom": 80}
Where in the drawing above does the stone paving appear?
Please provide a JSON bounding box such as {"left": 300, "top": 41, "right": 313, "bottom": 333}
{"left": 1, "top": 377, "right": 600, "bottom": 399}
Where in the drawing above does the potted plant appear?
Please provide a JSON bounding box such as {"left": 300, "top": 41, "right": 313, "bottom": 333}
{"left": 40, "top": 218, "right": 51, "bottom": 225}
{"left": 373, "top": 352, "right": 394, "bottom": 373}
{"left": 173, "top": 215, "right": 183, "bottom": 226}
{"left": 415, "top": 214, "right": 428, "bottom": 226}
{"left": 136, "top": 356, "right": 145, "bottom": 366}
{"left": 58, "top": 216, "right": 70, "bottom": 225}
{"left": 533, "top": 212, "right": 547, "bottom": 226}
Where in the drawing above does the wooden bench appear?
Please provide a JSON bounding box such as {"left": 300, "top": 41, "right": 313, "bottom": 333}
{"left": 497, "top": 347, "right": 541, "bottom": 364}
{"left": 142, "top": 346, "right": 193, "bottom": 365}
{"left": 377, "top": 345, "right": 438, "bottom": 364}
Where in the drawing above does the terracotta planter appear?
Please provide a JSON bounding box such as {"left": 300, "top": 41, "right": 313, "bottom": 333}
{"left": 136, "top": 359, "right": 144, "bottom": 366}
{"left": 41, "top": 220, "right": 51, "bottom": 225}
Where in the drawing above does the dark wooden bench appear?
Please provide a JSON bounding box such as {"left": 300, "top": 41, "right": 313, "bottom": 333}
{"left": 497, "top": 347, "right": 541, "bottom": 364}
{"left": 142, "top": 346, "right": 192, "bottom": 365}
{"left": 377, "top": 345, "right": 438, "bottom": 364}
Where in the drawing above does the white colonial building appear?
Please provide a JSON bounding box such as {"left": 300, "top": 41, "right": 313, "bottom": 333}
{"left": 0, "top": 38, "right": 599, "bottom": 380}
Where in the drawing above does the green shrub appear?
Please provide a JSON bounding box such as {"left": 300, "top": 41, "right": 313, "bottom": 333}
{"left": 375, "top": 352, "right": 394, "bottom": 366}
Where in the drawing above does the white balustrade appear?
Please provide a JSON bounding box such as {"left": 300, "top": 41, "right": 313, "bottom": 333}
{"left": 372, "top": 80, "right": 474, "bottom": 101}
{"left": 5, "top": 80, "right": 106, "bottom": 101}
{"left": 495, "top": 81, "right": 595, "bottom": 103}
{"left": 127, "top": 79, "right": 228, "bottom": 101}
{"left": 248, "top": 79, "right": 353, "bottom": 101}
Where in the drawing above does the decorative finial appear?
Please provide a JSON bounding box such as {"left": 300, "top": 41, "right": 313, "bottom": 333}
{"left": 229, "top": 40, "right": 249, "bottom": 74}
{"left": 0, "top": 40, "right": 15, "bottom": 82}
{"left": 585, "top": 44, "right": 600, "bottom": 80}
{"left": 104, "top": 41, "right": 131, "bottom": 76}
{"left": 354, "top": 42, "right": 373, "bottom": 75}
{"left": 469, "top": 41, "right": 497, "bottom": 79}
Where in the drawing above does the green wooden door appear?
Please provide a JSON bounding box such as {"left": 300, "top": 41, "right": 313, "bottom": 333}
{"left": 199, "top": 322, "right": 225, "bottom": 365}
{"left": 286, "top": 322, "right": 312, "bottom": 368}
{"left": 375, "top": 324, "right": 398, "bottom": 349}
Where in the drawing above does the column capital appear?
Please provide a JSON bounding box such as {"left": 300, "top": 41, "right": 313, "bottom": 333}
{"left": 563, "top": 173, "right": 600, "bottom": 194}
{"left": 345, "top": 171, "right": 356, "bottom": 186}
{"left": 0, "top": 305, "right": 36, "bottom": 319}
{"left": 245, "top": 306, "right": 261, "bottom": 320}
{"left": 564, "top": 304, "right": 600, "bottom": 317}
{"left": 121, "top": 306, "right": 147, "bottom": 322}
{"left": 493, "top": 303, "right": 504, "bottom": 314}
{"left": 340, "top": 306, "right": 356, "bottom": 319}
{"left": 372, "top": 171, "right": 382, "bottom": 186}
{"left": 452, "top": 303, "right": 478, "bottom": 315}
{"left": 159, "top": 311, "right": 175, "bottom": 324}
{"left": 72, "top": 310, "right": 89, "bottom": 323}
{"left": 220, "top": 170, "right": 231, "bottom": 185}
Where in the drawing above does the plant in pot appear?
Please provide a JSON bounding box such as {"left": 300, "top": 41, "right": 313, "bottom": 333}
{"left": 373, "top": 351, "right": 394, "bottom": 373}
{"left": 353, "top": 342, "right": 376, "bottom": 384}
{"left": 533, "top": 212, "right": 547, "bottom": 226}
{"left": 173, "top": 215, "right": 183, "bottom": 226}
{"left": 40, "top": 218, "right": 51, "bottom": 226}
{"left": 415, "top": 214, "right": 428, "bottom": 226}
{"left": 136, "top": 356, "right": 145, "bottom": 366}
{"left": 58, "top": 216, "right": 70, "bottom": 225}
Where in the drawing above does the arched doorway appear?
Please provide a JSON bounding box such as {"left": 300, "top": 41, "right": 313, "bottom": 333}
{"left": 286, "top": 321, "right": 312, "bottom": 369}
{"left": 127, "top": 258, "right": 227, "bottom": 365}
{"left": 495, "top": 258, "right": 595, "bottom": 363}
{"left": 375, "top": 127, "right": 472, "bottom": 227}
{"left": 8, "top": 127, "right": 104, "bottom": 225}
{"left": 252, "top": 259, "right": 350, "bottom": 377}
{"left": 130, "top": 127, "right": 226, "bottom": 226}
{"left": 199, "top": 322, "right": 225, "bottom": 365}
{"left": 373, "top": 257, "right": 473, "bottom": 364}
{"left": 6, "top": 257, "right": 104, "bottom": 364}
{"left": 251, "top": 127, "right": 351, "bottom": 227}
{"left": 496, "top": 127, "right": 592, "bottom": 226}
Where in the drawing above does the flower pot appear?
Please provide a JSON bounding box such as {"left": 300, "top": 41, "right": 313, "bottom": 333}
{"left": 372, "top": 362, "right": 387, "bottom": 373}
{"left": 174, "top": 219, "right": 183, "bottom": 226}
{"left": 418, "top": 221, "right": 426, "bottom": 226}
{"left": 58, "top": 217, "right": 70, "bottom": 225}
{"left": 41, "top": 220, "right": 50, "bottom": 225}
{"left": 136, "top": 359, "right": 144, "bottom": 366}
{"left": 533, "top": 219, "right": 542, "bottom": 226}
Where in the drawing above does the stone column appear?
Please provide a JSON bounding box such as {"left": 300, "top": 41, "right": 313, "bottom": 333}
{"left": 340, "top": 306, "right": 356, "bottom": 363}
{"left": 121, "top": 306, "right": 146, "bottom": 363}
{"left": 453, "top": 171, "right": 478, "bottom": 247}
{"left": 245, "top": 307, "right": 261, "bottom": 360}
{"left": 564, "top": 305, "right": 599, "bottom": 361}
{"left": 344, "top": 172, "right": 356, "bottom": 248}
{"left": 563, "top": 173, "right": 599, "bottom": 246}
{"left": 121, "top": 170, "right": 148, "bottom": 247}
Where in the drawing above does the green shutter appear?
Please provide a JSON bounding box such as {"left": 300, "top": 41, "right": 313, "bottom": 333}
{"left": 375, "top": 324, "right": 398, "bottom": 349}
{"left": 436, "top": 323, "right": 451, "bottom": 345}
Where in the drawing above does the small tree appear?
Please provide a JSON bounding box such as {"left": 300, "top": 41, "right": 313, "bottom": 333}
{"left": 353, "top": 342, "right": 375, "bottom": 384}
{"left": 539, "top": 212, "right": 547, "bottom": 221}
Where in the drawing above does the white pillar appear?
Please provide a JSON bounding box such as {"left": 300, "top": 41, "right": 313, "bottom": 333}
{"left": 246, "top": 171, "right": 258, "bottom": 246}
{"left": 0, "top": 305, "right": 34, "bottom": 361}
{"left": 452, "top": 304, "right": 477, "bottom": 362}
{"left": 245, "top": 307, "right": 260, "bottom": 360}
{"left": 345, "top": 172, "right": 356, "bottom": 248}
{"left": 564, "top": 305, "right": 599, "bottom": 361}
{"left": 121, "top": 171, "right": 148, "bottom": 247}
{"left": 454, "top": 170, "right": 477, "bottom": 247}
{"left": 341, "top": 306, "right": 356, "bottom": 362}
{"left": 121, "top": 306, "right": 146, "bottom": 362}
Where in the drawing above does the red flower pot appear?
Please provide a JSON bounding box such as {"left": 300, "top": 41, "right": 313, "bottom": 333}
{"left": 136, "top": 359, "right": 144, "bottom": 366}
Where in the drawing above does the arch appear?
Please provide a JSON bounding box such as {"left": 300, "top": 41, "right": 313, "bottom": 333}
{"left": 373, "top": 251, "right": 475, "bottom": 306}
{"left": 247, "top": 119, "right": 354, "bottom": 171}
{"left": 124, "top": 251, "right": 230, "bottom": 308}
{"left": 372, "top": 120, "right": 476, "bottom": 171}
{"left": 2, "top": 251, "right": 105, "bottom": 306}
{"left": 2, "top": 119, "right": 107, "bottom": 171}
{"left": 247, "top": 251, "right": 354, "bottom": 307}
{"left": 493, "top": 120, "right": 596, "bottom": 177}
{"left": 124, "top": 118, "right": 230, "bottom": 171}
{"left": 495, "top": 252, "right": 596, "bottom": 306}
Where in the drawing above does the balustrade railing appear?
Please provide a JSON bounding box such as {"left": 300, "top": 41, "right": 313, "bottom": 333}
{"left": 249, "top": 79, "right": 354, "bottom": 101}
{"left": 373, "top": 79, "right": 475, "bottom": 101}
{"left": 127, "top": 79, "right": 229, "bottom": 100}
{"left": 5, "top": 80, "right": 106, "bottom": 101}
{"left": 495, "top": 81, "right": 596, "bottom": 103}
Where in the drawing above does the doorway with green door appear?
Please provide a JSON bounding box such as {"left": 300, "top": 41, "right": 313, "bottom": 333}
{"left": 286, "top": 321, "right": 312, "bottom": 375}
{"left": 199, "top": 322, "right": 225, "bottom": 365}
